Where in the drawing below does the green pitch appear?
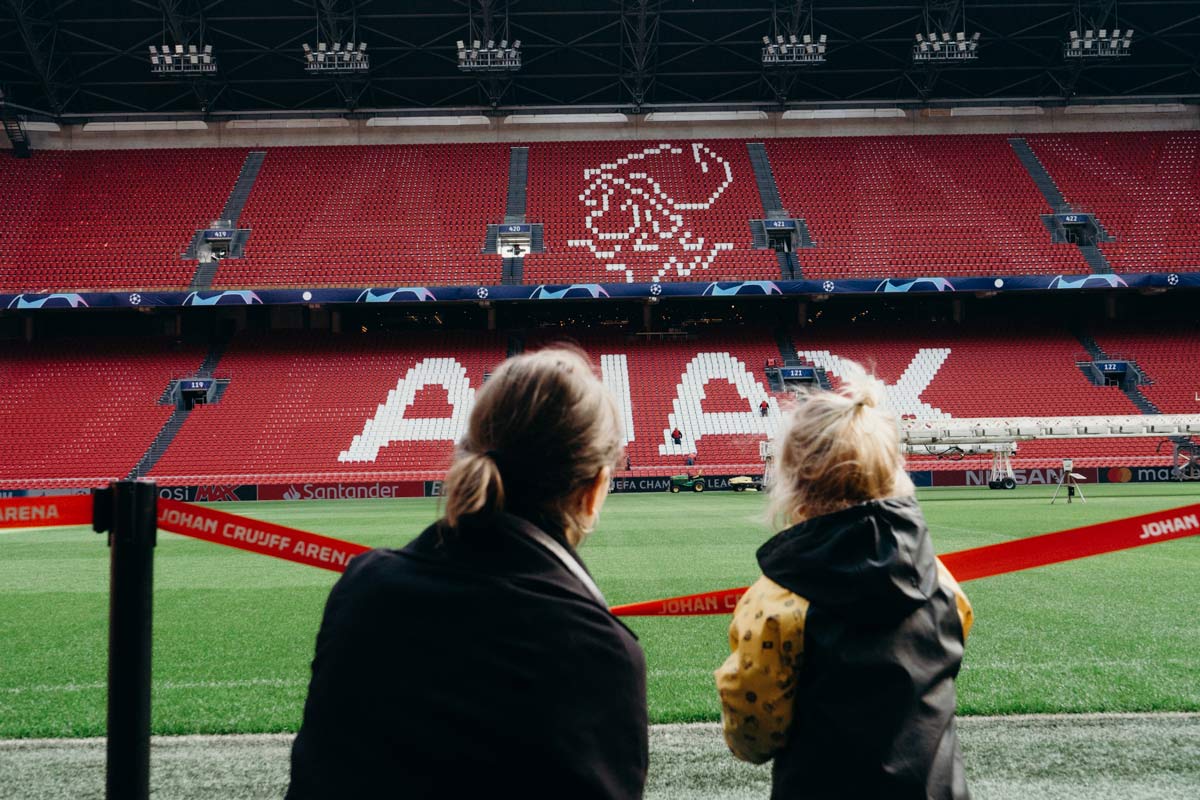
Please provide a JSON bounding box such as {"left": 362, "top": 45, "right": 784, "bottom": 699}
{"left": 1, "top": 484, "right": 1197, "bottom": 738}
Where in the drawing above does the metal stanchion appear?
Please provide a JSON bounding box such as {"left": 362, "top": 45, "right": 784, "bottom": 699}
{"left": 93, "top": 480, "right": 157, "bottom": 800}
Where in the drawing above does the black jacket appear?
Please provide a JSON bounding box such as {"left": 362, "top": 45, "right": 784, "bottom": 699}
{"left": 287, "top": 513, "right": 648, "bottom": 799}
{"left": 716, "top": 497, "right": 972, "bottom": 800}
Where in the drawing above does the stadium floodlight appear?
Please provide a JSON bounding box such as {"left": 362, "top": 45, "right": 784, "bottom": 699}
{"left": 913, "top": 28, "right": 980, "bottom": 62}
{"left": 1066, "top": 25, "right": 1130, "bottom": 58}
{"left": 150, "top": 40, "right": 217, "bottom": 74}
{"left": 304, "top": 40, "right": 370, "bottom": 72}
{"left": 458, "top": 35, "right": 522, "bottom": 72}
{"left": 763, "top": 23, "right": 827, "bottom": 66}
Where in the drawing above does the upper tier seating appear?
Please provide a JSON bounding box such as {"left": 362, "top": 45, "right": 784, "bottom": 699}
{"left": 0, "top": 337, "right": 206, "bottom": 488}
{"left": 3, "top": 134, "right": 1200, "bottom": 292}
{"left": 766, "top": 135, "right": 1090, "bottom": 279}
{"left": 214, "top": 144, "right": 508, "bottom": 287}
{"left": 523, "top": 140, "right": 780, "bottom": 284}
{"left": 148, "top": 331, "right": 506, "bottom": 484}
{"left": 0, "top": 149, "right": 246, "bottom": 291}
{"left": 1027, "top": 132, "right": 1200, "bottom": 273}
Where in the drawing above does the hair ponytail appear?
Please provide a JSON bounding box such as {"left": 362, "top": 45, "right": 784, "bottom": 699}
{"left": 443, "top": 451, "right": 506, "bottom": 528}
{"left": 840, "top": 361, "right": 885, "bottom": 413}
{"left": 440, "top": 347, "right": 623, "bottom": 542}
{"left": 767, "top": 358, "right": 913, "bottom": 528}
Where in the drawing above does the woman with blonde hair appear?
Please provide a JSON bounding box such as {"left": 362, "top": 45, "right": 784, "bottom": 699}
{"left": 715, "top": 361, "right": 973, "bottom": 800}
{"left": 288, "top": 348, "right": 647, "bottom": 799}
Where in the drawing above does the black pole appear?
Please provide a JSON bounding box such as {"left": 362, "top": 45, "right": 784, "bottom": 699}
{"left": 94, "top": 479, "right": 157, "bottom": 800}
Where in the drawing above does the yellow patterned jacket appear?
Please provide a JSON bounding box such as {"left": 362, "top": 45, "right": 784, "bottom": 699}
{"left": 715, "top": 497, "right": 974, "bottom": 799}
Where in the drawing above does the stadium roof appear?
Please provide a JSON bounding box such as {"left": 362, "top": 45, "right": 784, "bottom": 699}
{"left": 2, "top": 0, "right": 1199, "bottom": 121}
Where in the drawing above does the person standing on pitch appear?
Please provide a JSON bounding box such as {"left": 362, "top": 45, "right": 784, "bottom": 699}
{"left": 714, "top": 360, "right": 973, "bottom": 800}
{"left": 288, "top": 348, "right": 647, "bottom": 799}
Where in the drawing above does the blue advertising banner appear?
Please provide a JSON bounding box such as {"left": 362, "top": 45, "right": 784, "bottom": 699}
{"left": 1, "top": 271, "right": 1197, "bottom": 311}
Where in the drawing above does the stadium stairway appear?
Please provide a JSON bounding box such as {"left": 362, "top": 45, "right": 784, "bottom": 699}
{"left": 504, "top": 147, "right": 530, "bottom": 224}
{"left": 1072, "top": 328, "right": 1180, "bottom": 430}
{"left": 188, "top": 151, "right": 266, "bottom": 290}
{"left": 1078, "top": 244, "right": 1114, "bottom": 274}
{"left": 502, "top": 146, "right": 533, "bottom": 285}
{"left": 746, "top": 143, "right": 788, "bottom": 219}
{"left": 1008, "top": 138, "right": 1069, "bottom": 212}
{"left": 773, "top": 329, "right": 832, "bottom": 391}
{"left": 1, "top": 115, "right": 29, "bottom": 158}
{"left": 220, "top": 151, "right": 267, "bottom": 224}
{"left": 1009, "top": 137, "right": 1114, "bottom": 274}
{"left": 747, "top": 143, "right": 801, "bottom": 280}
{"left": 128, "top": 333, "right": 233, "bottom": 478}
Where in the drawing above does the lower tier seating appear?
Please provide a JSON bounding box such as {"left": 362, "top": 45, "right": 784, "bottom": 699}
{"left": 0, "top": 337, "right": 206, "bottom": 486}
{"left": 2, "top": 324, "right": 1197, "bottom": 489}
{"left": 148, "top": 331, "right": 505, "bottom": 484}
{"left": 1091, "top": 322, "right": 1200, "bottom": 415}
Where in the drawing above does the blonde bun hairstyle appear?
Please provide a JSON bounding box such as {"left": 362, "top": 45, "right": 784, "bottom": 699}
{"left": 442, "top": 347, "right": 623, "bottom": 544}
{"left": 767, "top": 359, "right": 913, "bottom": 528}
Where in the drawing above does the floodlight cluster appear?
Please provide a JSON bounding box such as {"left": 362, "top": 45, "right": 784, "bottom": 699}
{"left": 303, "top": 42, "right": 369, "bottom": 72}
{"left": 457, "top": 39, "right": 522, "bottom": 72}
{"left": 148, "top": 44, "right": 216, "bottom": 75}
{"left": 761, "top": 34, "right": 827, "bottom": 66}
{"left": 913, "top": 31, "right": 980, "bottom": 62}
{"left": 1065, "top": 29, "right": 1133, "bottom": 58}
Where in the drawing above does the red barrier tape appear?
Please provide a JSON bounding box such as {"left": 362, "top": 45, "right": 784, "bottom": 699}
{"left": 0, "top": 495, "right": 93, "bottom": 529}
{"left": 2, "top": 496, "right": 1198, "bottom": 614}
{"left": 607, "top": 502, "right": 1200, "bottom": 616}
{"left": 157, "top": 498, "right": 370, "bottom": 572}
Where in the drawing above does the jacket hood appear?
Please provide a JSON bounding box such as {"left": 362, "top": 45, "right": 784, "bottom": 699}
{"left": 756, "top": 496, "right": 939, "bottom": 622}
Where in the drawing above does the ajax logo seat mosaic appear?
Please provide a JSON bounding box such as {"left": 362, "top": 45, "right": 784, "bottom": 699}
{"left": 337, "top": 349, "right": 959, "bottom": 463}
{"left": 568, "top": 143, "right": 737, "bottom": 283}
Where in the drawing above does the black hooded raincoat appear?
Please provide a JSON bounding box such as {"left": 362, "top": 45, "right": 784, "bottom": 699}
{"left": 715, "top": 497, "right": 973, "bottom": 800}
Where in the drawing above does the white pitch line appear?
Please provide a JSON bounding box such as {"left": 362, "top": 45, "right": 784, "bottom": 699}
{"left": 2, "top": 713, "right": 1198, "bottom": 748}
{"left": 1, "top": 677, "right": 306, "bottom": 696}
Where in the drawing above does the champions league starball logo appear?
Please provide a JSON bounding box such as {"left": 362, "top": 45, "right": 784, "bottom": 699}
{"left": 568, "top": 143, "right": 737, "bottom": 284}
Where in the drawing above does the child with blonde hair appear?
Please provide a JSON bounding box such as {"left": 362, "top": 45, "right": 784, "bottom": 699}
{"left": 715, "top": 360, "right": 973, "bottom": 800}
